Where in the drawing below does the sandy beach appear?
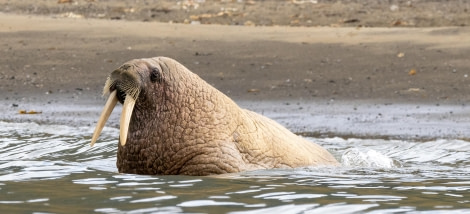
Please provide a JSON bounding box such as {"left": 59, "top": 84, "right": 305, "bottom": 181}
{"left": 0, "top": 0, "right": 469, "bottom": 139}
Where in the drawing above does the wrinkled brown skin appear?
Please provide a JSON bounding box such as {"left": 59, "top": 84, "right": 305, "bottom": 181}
{"left": 111, "top": 57, "right": 339, "bottom": 175}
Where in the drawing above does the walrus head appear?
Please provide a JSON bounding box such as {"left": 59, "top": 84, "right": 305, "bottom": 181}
{"left": 91, "top": 57, "right": 242, "bottom": 174}
{"left": 91, "top": 57, "right": 338, "bottom": 175}
{"left": 92, "top": 57, "right": 198, "bottom": 146}
{"left": 91, "top": 59, "right": 150, "bottom": 147}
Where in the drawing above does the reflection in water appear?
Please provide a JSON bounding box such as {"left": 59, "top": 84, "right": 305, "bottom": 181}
{"left": 1, "top": 121, "right": 470, "bottom": 213}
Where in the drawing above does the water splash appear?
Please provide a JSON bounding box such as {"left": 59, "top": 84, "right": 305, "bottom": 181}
{"left": 341, "top": 148, "right": 401, "bottom": 168}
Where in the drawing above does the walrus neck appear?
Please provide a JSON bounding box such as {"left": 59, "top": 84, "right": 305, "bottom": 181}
{"left": 117, "top": 81, "right": 243, "bottom": 175}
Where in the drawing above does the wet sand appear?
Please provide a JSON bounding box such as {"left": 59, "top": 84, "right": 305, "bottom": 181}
{"left": 0, "top": 12, "right": 469, "bottom": 139}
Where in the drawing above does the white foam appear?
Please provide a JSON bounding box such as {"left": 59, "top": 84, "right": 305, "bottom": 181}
{"left": 341, "top": 148, "right": 399, "bottom": 168}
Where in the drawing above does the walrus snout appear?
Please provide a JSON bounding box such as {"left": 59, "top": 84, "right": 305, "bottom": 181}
{"left": 91, "top": 64, "right": 143, "bottom": 147}
{"left": 107, "top": 67, "right": 142, "bottom": 100}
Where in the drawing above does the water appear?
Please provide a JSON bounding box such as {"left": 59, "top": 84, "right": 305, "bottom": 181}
{"left": 1, "top": 121, "right": 470, "bottom": 213}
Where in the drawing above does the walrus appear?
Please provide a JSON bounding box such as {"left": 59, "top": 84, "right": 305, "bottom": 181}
{"left": 91, "top": 57, "right": 338, "bottom": 175}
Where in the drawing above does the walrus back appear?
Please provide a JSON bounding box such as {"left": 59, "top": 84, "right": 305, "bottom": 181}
{"left": 156, "top": 56, "right": 338, "bottom": 169}
{"left": 237, "top": 109, "right": 338, "bottom": 168}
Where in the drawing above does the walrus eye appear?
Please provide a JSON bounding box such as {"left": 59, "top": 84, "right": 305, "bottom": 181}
{"left": 150, "top": 68, "right": 162, "bottom": 83}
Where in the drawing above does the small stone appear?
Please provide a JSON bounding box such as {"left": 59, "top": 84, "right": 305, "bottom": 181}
{"left": 58, "top": 0, "right": 73, "bottom": 3}
{"left": 244, "top": 20, "right": 255, "bottom": 26}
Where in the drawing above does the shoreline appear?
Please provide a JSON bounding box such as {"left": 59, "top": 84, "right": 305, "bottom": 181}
{"left": 1, "top": 13, "right": 469, "bottom": 140}
{"left": 2, "top": 99, "right": 469, "bottom": 141}
{"left": 1, "top": 14, "right": 469, "bottom": 103}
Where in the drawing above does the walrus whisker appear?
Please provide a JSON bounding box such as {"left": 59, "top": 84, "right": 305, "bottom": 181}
{"left": 91, "top": 90, "right": 118, "bottom": 147}
{"left": 124, "top": 86, "right": 140, "bottom": 101}
{"left": 102, "top": 77, "right": 115, "bottom": 96}
{"left": 120, "top": 95, "right": 136, "bottom": 146}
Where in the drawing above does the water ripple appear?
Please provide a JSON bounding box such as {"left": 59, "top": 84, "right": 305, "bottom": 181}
{"left": 1, "top": 121, "right": 470, "bottom": 213}
{"left": 178, "top": 200, "right": 248, "bottom": 207}
{"left": 229, "top": 204, "right": 318, "bottom": 214}
{"left": 130, "top": 195, "right": 178, "bottom": 203}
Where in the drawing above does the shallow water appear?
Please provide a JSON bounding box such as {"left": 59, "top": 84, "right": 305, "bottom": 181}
{"left": 1, "top": 121, "right": 470, "bottom": 213}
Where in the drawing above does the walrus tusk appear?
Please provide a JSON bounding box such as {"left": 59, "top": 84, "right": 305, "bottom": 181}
{"left": 120, "top": 95, "right": 136, "bottom": 146}
{"left": 91, "top": 90, "right": 118, "bottom": 147}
